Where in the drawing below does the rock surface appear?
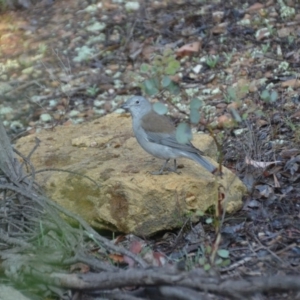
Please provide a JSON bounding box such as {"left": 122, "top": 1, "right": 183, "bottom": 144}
{"left": 15, "top": 113, "right": 247, "bottom": 236}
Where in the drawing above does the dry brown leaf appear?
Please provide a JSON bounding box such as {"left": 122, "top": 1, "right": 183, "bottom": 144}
{"left": 143, "top": 251, "right": 166, "bottom": 266}
{"left": 129, "top": 240, "right": 143, "bottom": 254}
{"left": 282, "top": 79, "right": 300, "bottom": 88}
{"left": 278, "top": 27, "right": 294, "bottom": 38}
{"left": 108, "top": 253, "right": 124, "bottom": 263}
{"left": 70, "top": 263, "right": 90, "bottom": 273}
{"left": 273, "top": 173, "right": 280, "bottom": 188}
{"left": 217, "top": 114, "right": 234, "bottom": 128}
{"left": 245, "top": 157, "right": 281, "bottom": 168}
{"left": 141, "top": 45, "right": 156, "bottom": 61}
{"left": 291, "top": 110, "right": 300, "bottom": 119}
{"left": 246, "top": 3, "right": 264, "bottom": 13}
{"left": 169, "top": 74, "right": 181, "bottom": 83}
{"left": 280, "top": 148, "right": 300, "bottom": 158}
{"left": 176, "top": 41, "right": 201, "bottom": 58}
{"left": 212, "top": 22, "right": 228, "bottom": 34}
{"left": 212, "top": 11, "right": 224, "bottom": 23}
{"left": 256, "top": 28, "right": 271, "bottom": 41}
{"left": 102, "top": 0, "right": 118, "bottom": 10}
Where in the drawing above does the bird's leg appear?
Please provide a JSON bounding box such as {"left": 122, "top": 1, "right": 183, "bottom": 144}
{"left": 173, "top": 159, "right": 177, "bottom": 172}
{"left": 166, "top": 159, "right": 181, "bottom": 174}
{"left": 150, "top": 159, "right": 181, "bottom": 175}
{"left": 151, "top": 159, "right": 170, "bottom": 175}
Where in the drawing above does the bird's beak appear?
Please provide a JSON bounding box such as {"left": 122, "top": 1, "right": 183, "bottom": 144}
{"left": 121, "top": 103, "right": 129, "bottom": 111}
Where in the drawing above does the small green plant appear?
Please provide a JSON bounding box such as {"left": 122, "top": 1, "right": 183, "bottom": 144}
{"left": 205, "top": 55, "right": 219, "bottom": 69}
{"left": 260, "top": 89, "right": 278, "bottom": 103}
{"left": 139, "top": 49, "right": 181, "bottom": 96}
{"left": 278, "top": 0, "right": 295, "bottom": 19}
{"left": 223, "top": 52, "right": 233, "bottom": 67}
{"left": 264, "top": 21, "right": 276, "bottom": 36}
{"left": 224, "top": 86, "right": 238, "bottom": 103}
{"left": 38, "top": 43, "right": 48, "bottom": 55}
{"left": 285, "top": 117, "right": 300, "bottom": 143}
{"left": 86, "top": 84, "right": 99, "bottom": 97}
{"left": 73, "top": 46, "right": 95, "bottom": 62}
{"left": 18, "top": 56, "right": 33, "bottom": 68}
{"left": 173, "top": 98, "right": 204, "bottom": 144}
{"left": 261, "top": 42, "right": 270, "bottom": 54}
{"left": 288, "top": 35, "right": 295, "bottom": 45}
{"left": 184, "top": 242, "right": 230, "bottom": 271}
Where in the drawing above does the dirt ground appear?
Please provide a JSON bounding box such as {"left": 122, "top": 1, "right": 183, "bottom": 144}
{"left": 0, "top": 0, "right": 300, "bottom": 299}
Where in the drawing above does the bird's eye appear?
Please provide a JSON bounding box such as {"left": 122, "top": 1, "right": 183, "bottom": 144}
{"left": 135, "top": 100, "right": 140, "bottom": 104}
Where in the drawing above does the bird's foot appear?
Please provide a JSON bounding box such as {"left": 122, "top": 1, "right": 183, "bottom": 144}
{"left": 149, "top": 159, "right": 181, "bottom": 175}
{"left": 150, "top": 170, "right": 164, "bottom": 175}
{"left": 149, "top": 167, "right": 181, "bottom": 175}
{"left": 165, "top": 167, "right": 181, "bottom": 174}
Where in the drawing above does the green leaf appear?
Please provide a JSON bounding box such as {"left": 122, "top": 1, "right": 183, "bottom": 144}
{"left": 190, "top": 110, "right": 200, "bottom": 124}
{"left": 215, "top": 258, "right": 223, "bottom": 265}
{"left": 190, "top": 98, "right": 203, "bottom": 110}
{"left": 161, "top": 76, "right": 172, "bottom": 88}
{"left": 176, "top": 123, "right": 192, "bottom": 144}
{"left": 153, "top": 102, "right": 168, "bottom": 115}
{"left": 227, "top": 87, "right": 236, "bottom": 100}
{"left": 196, "top": 210, "right": 204, "bottom": 216}
{"left": 163, "top": 48, "right": 173, "bottom": 57}
{"left": 152, "top": 65, "right": 159, "bottom": 74}
{"left": 255, "top": 109, "right": 265, "bottom": 117}
{"left": 217, "top": 249, "right": 230, "bottom": 258}
{"left": 221, "top": 259, "right": 231, "bottom": 267}
{"left": 270, "top": 90, "right": 278, "bottom": 102}
{"left": 140, "top": 63, "right": 151, "bottom": 73}
{"left": 241, "top": 85, "right": 249, "bottom": 94}
{"left": 153, "top": 55, "right": 163, "bottom": 68}
{"left": 260, "top": 90, "right": 270, "bottom": 101}
{"left": 143, "top": 78, "right": 159, "bottom": 96}
{"left": 190, "top": 98, "right": 202, "bottom": 123}
{"left": 204, "top": 263, "right": 211, "bottom": 271}
{"left": 242, "top": 112, "right": 248, "bottom": 120}
{"left": 165, "top": 60, "right": 180, "bottom": 75}
{"left": 228, "top": 107, "right": 242, "bottom": 123}
{"left": 198, "top": 257, "right": 206, "bottom": 265}
{"left": 166, "top": 81, "right": 180, "bottom": 95}
{"left": 205, "top": 245, "right": 212, "bottom": 254}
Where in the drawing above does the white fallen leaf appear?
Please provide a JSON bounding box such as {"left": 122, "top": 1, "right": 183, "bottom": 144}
{"left": 245, "top": 157, "right": 281, "bottom": 168}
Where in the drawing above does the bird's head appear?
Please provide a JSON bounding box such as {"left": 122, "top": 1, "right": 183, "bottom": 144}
{"left": 121, "top": 96, "right": 152, "bottom": 118}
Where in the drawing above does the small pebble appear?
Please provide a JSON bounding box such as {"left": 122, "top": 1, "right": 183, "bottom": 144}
{"left": 115, "top": 108, "right": 125, "bottom": 114}
{"left": 234, "top": 128, "right": 247, "bottom": 136}
{"left": 10, "top": 120, "right": 24, "bottom": 132}
{"left": 0, "top": 107, "right": 13, "bottom": 115}
{"left": 40, "top": 113, "right": 52, "bottom": 122}
{"left": 192, "top": 64, "right": 202, "bottom": 74}
{"left": 125, "top": 1, "right": 140, "bottom": 11}
{"left": 93, "top": 108, "right": 105, "bottom": 115}
{"left": 49, "top": 100, "right": 58, "bottom": 107}
{"left": 21, "top": 66, "right": 34, "bottom": 75}
{"left": 69, "top": 110, "right": 80, "bottom": 117}
{"left": 72, "top": 118, "right": 84, "bottom": 124}
{"left": 94, "top": 100, "right": 105, "bottom": 107}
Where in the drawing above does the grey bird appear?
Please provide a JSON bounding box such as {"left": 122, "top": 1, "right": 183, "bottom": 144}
{"left": 122, "top": 96, "right": 217, "bottom": 175}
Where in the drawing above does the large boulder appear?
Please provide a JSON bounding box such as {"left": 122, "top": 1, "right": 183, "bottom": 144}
{"left": 15, "top": 113, "right": 247, "bottom": 236}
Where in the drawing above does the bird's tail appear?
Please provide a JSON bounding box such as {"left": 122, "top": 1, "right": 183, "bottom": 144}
{"left": 187, "top": 153, "right": 217, "bottom": 173}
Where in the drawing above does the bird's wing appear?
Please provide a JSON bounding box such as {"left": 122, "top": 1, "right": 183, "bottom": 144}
{"left": 141, "top": 113, "right": 204, "bottom": 155}
{"left": 146, "top": 131, "right": 204, "bottom": 155}
{"left": 141, "top": 111, "right": 175, "bottom": 133}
